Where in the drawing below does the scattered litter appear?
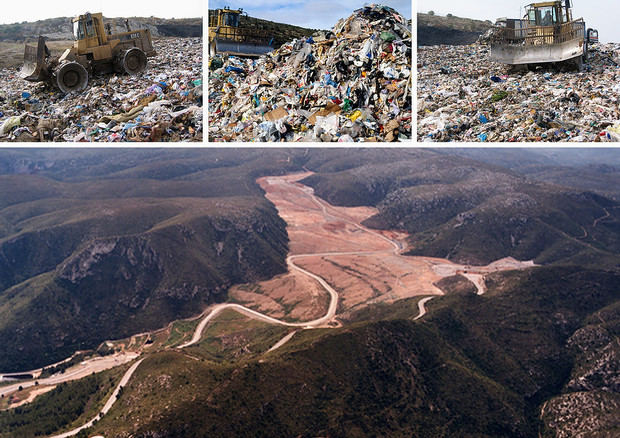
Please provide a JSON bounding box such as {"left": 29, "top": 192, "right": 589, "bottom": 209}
{"left": 0, "top": 38, "right": 202, "bottom": 142}
{"left": 208, "top": 4, "right": 412, "bottom": 142}
{"left": 418, "top": 41, "right": 620, "bottom": 142}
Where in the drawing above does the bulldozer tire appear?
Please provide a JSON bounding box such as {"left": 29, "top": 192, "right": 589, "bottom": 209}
{"left": 121, "top": 48, "right": 147, "bottom": 75}
{"left": 209, "top": 43, "right": 216, "bottom": 57}
{"left": 56, "top": 62, "right": 89, "bottom": 93}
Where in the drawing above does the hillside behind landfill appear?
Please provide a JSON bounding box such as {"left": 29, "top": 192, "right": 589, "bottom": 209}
{"left": 208, "top": 4, "right": 412, "bottom": 142}
{"left": 0, "top": 16, "right": 202, "bottom": 41}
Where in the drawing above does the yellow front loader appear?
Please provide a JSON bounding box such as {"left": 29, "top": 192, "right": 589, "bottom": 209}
{"left": 21, "top": 12, "right": 156, "bottom": 93}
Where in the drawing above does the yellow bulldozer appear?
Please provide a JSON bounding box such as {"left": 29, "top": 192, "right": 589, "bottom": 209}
{"left": 21, "top": 12, "right": 156, "bottom": 93}
{"left": 208, "top": 7, "right": 273, "bottom": 58}
{"left": 491, "top": 1, "right": 598, "bottom": 70}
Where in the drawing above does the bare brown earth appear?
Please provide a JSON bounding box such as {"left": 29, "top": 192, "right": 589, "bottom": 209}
{"left": 231, "top": 173, "right": 537, "bottom": 321}
{"left": 0, "top": 173, "right": 537, "bottom": 410}
{"left": 2, "top": 385, "right": 56, "bottom": 410}
{"left": 229, "top": 174, "right": 434, "bottom": 320}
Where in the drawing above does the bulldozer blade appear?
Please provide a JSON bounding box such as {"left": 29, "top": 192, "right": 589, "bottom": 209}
{"left": 215, "top": 39, "right": 272, "bottom": 57}
{"left": 20, "top": 36, "right": 50, "bottom": 82}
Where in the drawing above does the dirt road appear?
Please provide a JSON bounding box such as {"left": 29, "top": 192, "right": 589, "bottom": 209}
{"left": 184, "top": 174, "right": 540, "bottom": 350}
{"left": 48, "top": 358, "right": 144, "bottom": 438}
{"left": 413, "top": 296, "right": 436, "bottom": 320}
{"left": 0, "top": 352, "right": 139, "bottom": 399}
{"left": 181, "top": 174, "right": 414, "bottom": 349}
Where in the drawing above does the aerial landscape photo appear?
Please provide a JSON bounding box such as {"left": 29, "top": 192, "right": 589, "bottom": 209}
{"left": 0, "top": 0, "right": 202, "bottom": 142}
{"left": 0, "top": 148, "right": 619, "bottom": 437}
{"left": 418, "top": 0, "right": 620, "bottom": 142}
{"left": 207, "top": 0, "right": 412, "bottom": 142}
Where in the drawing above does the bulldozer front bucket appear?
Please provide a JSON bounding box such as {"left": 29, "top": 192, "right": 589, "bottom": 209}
{"left": 215, "top": 38, "right": 273, "bottom": 57}
{"left": 20, "top": 36, "right": 50, "bottom": 82}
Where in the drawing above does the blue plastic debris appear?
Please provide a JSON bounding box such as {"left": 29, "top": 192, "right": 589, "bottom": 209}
{"left": 225, "top": 66, "right": 245, "bottom": 74}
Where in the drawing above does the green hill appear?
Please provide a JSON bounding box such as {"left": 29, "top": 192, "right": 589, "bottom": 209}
{"left": 1, "top": 148, "right": 619, "bottom": 437}
{"left": 0, "top": 149, "right": 301, "bottom": 371}
{"left": 80, "top": 265, "right": 619, "bottom": 438}
{"left": 418, "top": 12, "right": 492, "bottom": 46}
{"left": 300, "top": 150, "right": 620, "bottom": 266}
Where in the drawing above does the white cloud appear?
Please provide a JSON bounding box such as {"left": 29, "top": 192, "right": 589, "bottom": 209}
{"left": 210, "top": 0, "right": 411, "bottom": 30}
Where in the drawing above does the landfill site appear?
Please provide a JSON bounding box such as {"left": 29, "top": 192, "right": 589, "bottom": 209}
{"left": 208, "top": 4, "right": 412, "bottom": 142}
{"left": 418, "top": 42, "right": 620, "bottom": 142}
{"left": 0, "top": 34, "right": 202, "bottom": 142}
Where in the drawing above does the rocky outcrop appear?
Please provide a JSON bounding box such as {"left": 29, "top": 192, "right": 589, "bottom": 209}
{"left": 543, "top": 308, "right": 620, "bottom": 438}
{"left": 0, "top": 201, "right": 289, "bottom": 372}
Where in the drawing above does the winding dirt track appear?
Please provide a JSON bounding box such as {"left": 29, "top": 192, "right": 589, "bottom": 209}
{"left": 0, "top": 353, "right": 139, "bottom": 400}
{"left": 180, "top": 174, "right": 423, "bottom": 350}
{"left": 8, "top": 173, "right": 535, "bottom": 437}
{"left": 48, "top": 358, "right": 144, "bottom": 438}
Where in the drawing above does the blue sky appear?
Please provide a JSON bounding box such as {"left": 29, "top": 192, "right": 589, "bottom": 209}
{"left": 417, "top": 0, "right": 619, "bottom": 43}
{"left": 209, "top": 1, "right": 411, "bottom": 30}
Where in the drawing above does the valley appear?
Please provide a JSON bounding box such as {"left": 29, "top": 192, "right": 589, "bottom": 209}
{"left": 0, "top": 171, "right": 534, "bottom": 429}
{"left": 0, "top": 149, "right": 618, "bottom": 438}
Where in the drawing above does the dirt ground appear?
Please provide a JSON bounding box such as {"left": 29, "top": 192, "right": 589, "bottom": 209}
{"left": 231, "top": 173, "right": 538, "bottom": 321}
{"left": 230, "top": 271, "right": 330, "bottom": 322}
{"left": 230, "top": 173, "right": 446, "bottom": 321}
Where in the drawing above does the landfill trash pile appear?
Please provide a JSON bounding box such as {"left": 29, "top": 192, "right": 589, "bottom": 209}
{"left": 208, "top": 4, "right": 411, "bottom": 142}
{"left": 0, "top": 38, "right": 202, "bottom": 142}
{"left": 418, "top": 42, "right": 620, "bottom": 142}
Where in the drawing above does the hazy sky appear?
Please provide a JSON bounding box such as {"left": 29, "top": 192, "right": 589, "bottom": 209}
{"left": 417, "top": 0, "right": 618, "bottom": 43}
{"left": 209, "top": 0, "right": 412, "bottom": 30}
{"left": 2, "top": 0, "right": 202, "bottom": 24}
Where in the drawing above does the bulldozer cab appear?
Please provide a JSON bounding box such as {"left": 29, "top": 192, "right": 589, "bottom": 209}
{"left": 524, "top": 1, "right": 572, "bottom": 26}
{"left": 490, "top": 0, "right": 596, "bottom": 67}
{"left": 218, "top": 10, "right": 240, "bottom": 27}
{"left": 71, "top": 13, "right": 112, "bottom": 60}
{"left": 208, "top": 7, "right": 273, "bottom": 57}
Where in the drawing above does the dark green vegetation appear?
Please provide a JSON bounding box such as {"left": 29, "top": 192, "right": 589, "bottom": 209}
{"left": 85, "top": 265, "right": 619, "bottom": 438}
{"left": 208, "top": 9, "right": 318, "bottom": 49}
{"left": 438, "top": 148, "right": 620, "bottom": 201}
{"left": 301, "top": 149, "right": 620, "bottom": 266}
{"left": 0, "top": 149, "right": 301, "bottom": 371}
{"left": 418, "top": 12, "right": 492, "bottom": 46}
{"left": 435, "top": 274, "right": 478, "bottom": 296}
{"left": 0, "top": 366, "right": 125, "bottom": 437}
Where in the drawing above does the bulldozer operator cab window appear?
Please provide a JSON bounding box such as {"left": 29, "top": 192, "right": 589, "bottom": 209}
{"left": 223, "top": 13, "right": 239, "bottom": 27}
{"left": 84, "top": 19, "right": 96, "bottom": 38}
{"left": 530, "top": 6, "right": 558, "bottom": 26}
{"left": 73, "top": 21, "right": 85, "bottom": 40}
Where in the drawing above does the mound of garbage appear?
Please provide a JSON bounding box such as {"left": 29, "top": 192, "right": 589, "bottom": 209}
{"left": 418, "top": 41, "right": 620, "bottom": 142}
{"left": 0, "top": 38, "right": 202, "bottom": 142}
{"left": 208, "top": 4, "right": 411, "bottom": 142}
